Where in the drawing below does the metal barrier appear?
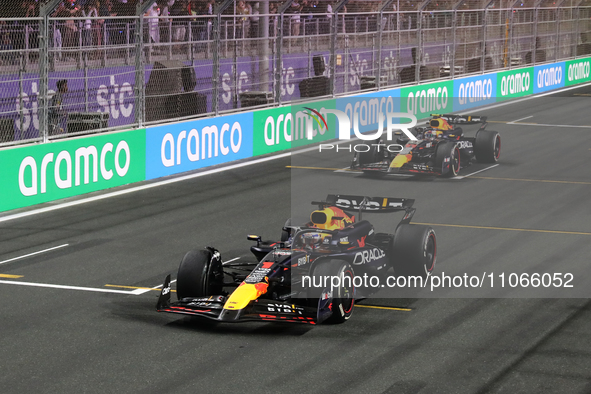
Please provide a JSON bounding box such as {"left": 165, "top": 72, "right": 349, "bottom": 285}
{"left": 0, "top": 0, "right": 590, "bottom": 147}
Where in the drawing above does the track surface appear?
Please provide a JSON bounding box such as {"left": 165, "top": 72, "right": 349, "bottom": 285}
{"left": 1, "top": 85, "right": 590, "bottom": 393}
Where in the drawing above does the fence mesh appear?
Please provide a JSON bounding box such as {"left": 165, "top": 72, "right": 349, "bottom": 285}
{"left": 0, "top": 0, "right": 590, "bottom": 147}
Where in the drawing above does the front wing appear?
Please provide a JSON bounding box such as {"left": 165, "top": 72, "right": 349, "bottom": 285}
{"left": 156, "top": 275, "right": 318, "bottom": 324}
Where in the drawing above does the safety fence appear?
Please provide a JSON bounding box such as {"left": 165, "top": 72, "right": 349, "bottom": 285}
{"left": 0, "top": 0, "right": 590, "bottom": 147}
{"left": 1, "top": 55, "right": 590, "bottom": 213}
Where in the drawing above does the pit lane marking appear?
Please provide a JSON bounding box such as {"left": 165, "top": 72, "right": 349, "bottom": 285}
{"left": 413, "top": 222, "right": 591, "bottom": 236}
{"left": 0, "top": 274, "right": 23, "bottom": 278}
{"left": 0, "top": 244, "right": 69, "bottom": 266}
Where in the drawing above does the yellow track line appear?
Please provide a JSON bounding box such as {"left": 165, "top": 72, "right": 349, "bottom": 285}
{"left": 356, "top": 304, "right": 412, "bottom": 311}
{"left": 0, "top": 274, "right": 23, "bottom": 278}
{"left": 105, "top": 284, "right": 176, "bottom": 292}
{"left": 414, "top": 222, "right": 591, "bottom": 236}
{"left": 471, "top": 176, "right": 591, "bottom": 185}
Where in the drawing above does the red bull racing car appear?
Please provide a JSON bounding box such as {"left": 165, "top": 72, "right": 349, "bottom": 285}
{"left": 351, "top": 114, "right": 501, "bottom": 177}
{"left": 156, "top": 194, "right": 436, "bottom": 325}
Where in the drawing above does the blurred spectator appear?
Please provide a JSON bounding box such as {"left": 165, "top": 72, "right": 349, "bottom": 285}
{"left": 49, "top": 79, "right": 69, "bottom": 136}
{"left": 170, "top": 0, "right": 189, "bottom": 44}
{"left": 0, "top": 33, "right": 15, "bottom": 65}
{"left": 159, "top": 0, "right": 175, "bottom": 44}
{"left": 289, "top": 1, "right": 303, "bottom": 37}
{"left": 249, "top": 2, "right": 259, "bottom": 39}
{"left": 236, "top": 1, "right": 251, "bottom": 39}
{"left": 145, "top": 2, "right": 160, "bottom": 43}
{"left": 82, "top": 2, "right": 98, "bottom": 47}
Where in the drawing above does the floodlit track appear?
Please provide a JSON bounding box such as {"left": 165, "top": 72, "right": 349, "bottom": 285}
{"left": 1, "top": 85, "right": 590, "bottom": 393}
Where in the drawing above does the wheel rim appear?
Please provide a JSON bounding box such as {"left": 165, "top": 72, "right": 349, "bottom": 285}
{"left": 452, "top": 147, "right": 460, "bottom": 175}
{"left": 494, "top": 135, "right": 501, "bottom": 160}
{"left": 425, "top": 233, "right": 436, "bottom": 272}
{"left": 341, "top": 268, "right": 354, "bottom": 314}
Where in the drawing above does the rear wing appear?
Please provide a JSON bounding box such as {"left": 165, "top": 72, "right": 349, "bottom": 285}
{"left": 430, "top": 114, "right": 488, "bottom": 125}
{"left": 313, "top": 194, "right": 414, "bottom": 212}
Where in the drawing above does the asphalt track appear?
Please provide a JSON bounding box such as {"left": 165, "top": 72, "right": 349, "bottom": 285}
{"left": 1, "top": 84, "right": 590, "bottom": 393}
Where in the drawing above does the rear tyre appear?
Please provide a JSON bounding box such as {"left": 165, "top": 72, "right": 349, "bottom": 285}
{"left": 474, "top": 130, "right": 501, "bottom": 163}
{"left": 392, "top": 224, "right": 436, "bottom": 279}
{"left": 435, "top": 141, "right": 460, "bottom": 178}
{"left": 310, "top": 260, "right": 355, "bottom": 324}
{"left": 177, "top": 248, "right": 224, "bottom": 300}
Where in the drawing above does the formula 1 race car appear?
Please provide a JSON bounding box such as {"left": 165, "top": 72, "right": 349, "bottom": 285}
{"left": 156, "top": 194, "right": 436, "bottom": 325}
{"left": 351, "top": 114, "right": 501, "bottom": 177}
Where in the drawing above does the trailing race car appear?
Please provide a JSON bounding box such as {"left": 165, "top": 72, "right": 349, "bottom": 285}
{"left": 156, "top": 194, "right": 436, "bottom": 325}
{"left": 351, "top": 114, "right": 501, "bottom": 177}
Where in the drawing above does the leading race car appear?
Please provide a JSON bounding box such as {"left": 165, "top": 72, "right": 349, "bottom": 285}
{"left": 156, "top": 194, "right": 437, "bottom": 325}
{"left": 351, "top": 114, "right": 501, "bottom": 177}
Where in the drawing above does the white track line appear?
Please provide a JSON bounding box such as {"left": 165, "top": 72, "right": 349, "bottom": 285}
{"left": 508, "top": 115, "right": 533, "bottom": 124}
{"left": 1, "top": 81, "right": 590, "bottom": 224}
{"left": 454, "top": 164, "right": 499, "bottom": 180}
{"left": 504, "top": 122, "right": 591, "bottom": 129}
{"left": 0, "top": 244, "right": 69, "bottom": 265}
{"left": 0, "top": 279, "right": 136, "bottom": 294}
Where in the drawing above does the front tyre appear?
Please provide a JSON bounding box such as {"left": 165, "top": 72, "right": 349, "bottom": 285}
{"left": 392, "top": 225, "right": 437, "bottom": 279}
{"left": 474, "top": 130, "right": 501, "bottom": 163}
{"left": 435, "top": 141, "right": 460, "bottom": 178}
{"left": 310, "top": 260, "right": 355, "bottom": 324}
{"left": 176, "top": 248, "right": 224, "bottom": 300}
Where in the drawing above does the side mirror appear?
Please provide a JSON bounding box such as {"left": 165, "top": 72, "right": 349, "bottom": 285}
{"left": 247, "top": 235, "right": 262, "bottom": 242}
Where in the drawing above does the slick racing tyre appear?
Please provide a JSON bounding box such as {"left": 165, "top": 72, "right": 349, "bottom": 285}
{"left": 176, "top": 248, "right": 224, "bottom": 300}
{"left": 392, "top": 224, "right": 436, "bottom": 279}
{"left": 310, "top": 260, "right": 355, "bottom": 324}
{"left": 474, "top": 130, "right": 501, "bottom": 163}
{"left": 435, "top": 141, "right": 460, "bottom": 177}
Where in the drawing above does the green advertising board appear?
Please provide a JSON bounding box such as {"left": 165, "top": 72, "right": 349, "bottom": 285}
{"left": 496, "top": 67, "right": 534, "bottom": 100}
{"left": 0, "top": 129, "right": 146, "bottom": 212}
{"left": 400, "top": 80, "right": 454, "bottom": 120}
{"left": 565, "top": 57, "right": 591, "bottom": 86}
{"left": 252, "top": 100, "right": 336, "bottom": 156}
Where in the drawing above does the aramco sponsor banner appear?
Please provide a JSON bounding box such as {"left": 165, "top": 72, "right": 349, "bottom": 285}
{"left": 453, "top": 73, "right": 497, "bottom": 111}
{"left": 565, "top": 57, "right": 591, "bottom": 86}
{"left": 0, "top": 129, "right": 146, "bottom": 212}
{"left": 145, "top": 113, "right": 253, "bottom": 179}
{"left": 496, "top": 67, "right": 534, "bottom": 100}
{"left": 400, "top": 81, "right": 453, "bottom": 120}
{"left": 335, "top": 89, "right": 402, "bottom": 135}
{"left": 252, "top": 100, "right": 336, "bottom": 156}
{"left": 534, "top": 62, "right": 566, "bottom": 93}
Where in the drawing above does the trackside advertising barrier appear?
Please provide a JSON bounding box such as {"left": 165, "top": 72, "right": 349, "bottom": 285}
{"left": 0, "top": 56, "right": 589, "bottom": 213}
{"left": 145, "top": 113, "right": 253, "bottom": 180}
{"left": 0, "top": 129, "right": 145, "bottom": 212}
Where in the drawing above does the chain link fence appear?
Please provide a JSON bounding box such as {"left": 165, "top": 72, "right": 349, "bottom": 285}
{"left": 0, "top": 0, "right": 589, "bottom": 147}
